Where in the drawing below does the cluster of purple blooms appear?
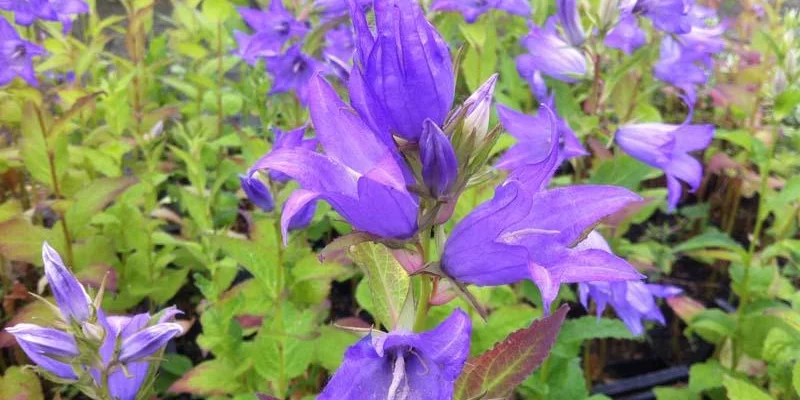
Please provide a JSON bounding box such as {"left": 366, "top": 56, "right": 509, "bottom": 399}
{"left": 6, "top": 243, "right": 183, "bottom": 400}
{"left": 0, "top": 0, "right": 88, "bottom": 32}
{"left": 234, "top": 0, "right": 698, "bottom": 395}
{"left": 234, "top": 0, "right": 361, "bottom": 104}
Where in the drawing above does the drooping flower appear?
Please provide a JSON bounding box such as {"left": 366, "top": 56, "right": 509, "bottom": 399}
{"left": 0, "top": 18, "right": 46, "bottom": 87}
{"left": 239, "top": 174, "right": 275, "bottom": 212}
{"left": 319, "top": 309, "right": 471, "bottom": 399}
{"left": 268, "top": 126, "right": 319, "bottom": 182}
{"left": 615, "top": 119, "right": 714, "bottom": 211}
{"left": 557, "top": 0, "right": 585, "bottom": 46}
{"left": 441, "top": 175, "right": 643, "bottom": 310}
{"left": 622, "top": 0, "right": 692, "bottom": 34}
{"left": 42, "top": 242, "right": 92, "bottom": 323}
{"left": 265, "top": 45, "right": 324, "bottom": 104}
{"left": 430, "top": 0, "right": 532, "bottom": 23}
{"left": 604, "top": 14, "right": 647, "bottom": 54}
{"left": 516, "top": 17, "right": 587, "bottom": 83}
{"left": 348, "top": 0, "right": 454, "bottom": 142}
{"left": 577, "top": 232, "right": 683, "bottom": 335}
{"left": 420, "top": 119, "right": 458, "bottom": 198}
{"left": 252, "top": 75, "right": 418, "bottom": 242}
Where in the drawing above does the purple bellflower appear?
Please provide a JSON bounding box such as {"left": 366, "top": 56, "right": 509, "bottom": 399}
{"left": 6, "top": 244, "right": 183, "bottom": 395}
{"left": 442, "top": 127, "right": 642, "bottom": 309}
{"left": 314, "top": 0, "right": 371, "bottom": 20}
{"left": 420, "top": 119, "right": 458, "bottom": 198}
{"left": 48, "top": 0, "right": 90, "bottom": 33}
{"left": 430, "top": 0, "right": 532, "bottom": 23}
{"left": 0, "top": 18, "right": 45, "bottom": 87}
{"left": 557, "top": 0, "right": 585, "bottom": 46}
{"left": 319, "top": 309, "right": 471, "bottom": 399}
{"left": 577, "top": 231, "right": 682, "bottom": 335}
{"left": 604, "top": 14, "right": 647, "bottom": 54}
{"left": 516, "top": 17, "right": 587, "bottom": 83}
{"left": 252, "top": 75, "right": 418, "bottom": 242}
{"left": 622, "top": 0, "right": 692, "bottom": 34}
{"left": 323, "top": 23, "right": 355, "bottom": 66}
{"left": 615, "top": 118, "right": 714, "bottom": 211}
{"left": 265, "top": 45, "right": 324, "bottom": 104}
{"left": 269, "top": 125, "right": 319, "bottom": 182}
{"left": 348, "top": 0, "right": 454, "bottom": 142}
{"left": 239, "top": 1, "right": 308, "bottom": 47}
{"left": 0, "top": 0, "right": 54, "bottom": 26}
{"left": 239, "top": 174, "right": 275, "bottom": 212}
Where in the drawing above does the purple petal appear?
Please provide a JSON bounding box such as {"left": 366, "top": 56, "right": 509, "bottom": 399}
{"left": 6, "top": 324, "right": 79, "bottom": 379}
{"left": 119, "top": 322, "right": 183, "bottom": 363}
{"left": 420, "top": 119, "right": 458, "bottom": 197}
{"left": 42, "top": 242, "right": 92, "bottom": 323}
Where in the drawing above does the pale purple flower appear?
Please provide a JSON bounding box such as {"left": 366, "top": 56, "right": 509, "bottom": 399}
{"left": 252, "top": 75, "right": 418, "bottom": 242}
{"left": 623, "top": 0, "right": 692, "bottom": 34}
{"left": 42, "top": 242, "right": 92, "bottom": 323}
{"left": 577, "top": 232, "right": 682, "bottom": 335}
{"left": 420, "top": 119, "right": 458, "bottom": 197}
{"left": 441, "top": 177, "right": 643, "bottom": 310}
{"left": 239, "top": 1, "right": 308, "bottom": 43}
{"left": 615, "top": 120, "right": 714, "bottom": 210}
{"left": 430, "top": 0, "right": 531, "bottom": 23}
{"left": 604, "top": 14, "right": 647, "bottom": 54}
{"left": 265, "top": 45, "right": 324, "bottom": 104}
{"left": 0, "top": 18, "right": 46, "bottom": 87}
{"left": 557, "top": 0, "right": 585, "bottom": 46}
{"left": 348, "top": 0, "right": 454, "bottom": 142}
{"left": 5, "top": 324, "right": 79, "bottom": 379}
{"left": 239, "top": 174, "right": 275, "bottom": 212}
{"left": 516, "top": 18, "right": 587, "bottom": 83}
{"left": 319, "top": 309, "right": 471, "bottom": 399}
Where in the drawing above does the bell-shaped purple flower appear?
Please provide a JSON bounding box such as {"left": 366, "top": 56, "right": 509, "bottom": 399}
{"left": 42, "top": 242, "right": 92, "bottom": 324}
{"left": 5, "top": 324, "right": 79, "bottom": 379}
{"left": 604, "top": 14, "right": 647, "bottom": 54}
{"left": 497, "top": 103, "right": 587, "bottom": 173}
{"left": 118, "top": 322, "right": 183, "bottom": 363}
{"left": 233, "top": 31, "right": 279, "bottom": 66}
{"left": 624, "top": 0, "right": 692, "bottom": 34}
{"left": 319, "top": 309, "right": 471, "bottom": 399}
{"left": 0, "top": 0, "right": 53, "bottom": 26}
{"left": 252, "top": 75, "right": 418, "bottom": 242}
{"left": 265, "top": 45, "right": 324, "bottom": 105}
{"left": 441, "top": 178, "right": 643, "bottom": 310}
{"left": 557, "top": 0, "right": 585, "bottom": 46}
{"left": 238, "top": 1, "right": 308, "bottom": 50}
{"left": 420, "top": 120, "right": 458, "bottom": 198}
{"left": 0, "top": 18, "right": 46, "bottom": 87}
{"left": 314, "top": 0, "right": 371, "bottom": 20}
{"left": 348, "top": 0, "right": 454, "bottom": 141}
{"left": 516, "top": 18, "right": 587, "bottom": 83}
{"left": 577, "top": 232, "right": 683, "bottom": 335}
{"left": 269, "top": 126, "right": 319, "bottom": 183}
{"left": 430, "top": 0, "right": 531, "bottom": 23}
{"left": 239, "top": 174, "right": 275, "bottom": 212}
{"left": 615, "top": 120, "right": 714, "bottom": 211}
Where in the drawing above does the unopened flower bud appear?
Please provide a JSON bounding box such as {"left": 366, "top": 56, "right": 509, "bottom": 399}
{"left": 81, "top": 322, "right": 105, "bottom": 342}
{"left": 239, "top": 173, "right": 275, "bottom": 212}
{"left": 773, "top": 68, "right": 788, "bottom": 95}
{"left": 420, "top": 119, "right": 458, "bottom": 198}
{"left": 42, "top": 242, "right": 93, "bottom": 324}
{"left": 119, "top": 323, "right": 183, "bottom": 363}
{"left": 598, "top": 0, "right": 620, "bottom": 30}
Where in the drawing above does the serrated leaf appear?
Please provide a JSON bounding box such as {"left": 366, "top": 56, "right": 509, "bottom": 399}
{"left": 349, "top": 242, "right": 410, "bottom": 330}
{"left": 214, "top": 232, "right": 280, "bottom": 300}
{"left": 0, "top": 366, "right": 44, "bottom": 400}
{"left": 454, "top": 304, "right": 569, "bottom": 400}
{"left": 723, "top": 375, "right": 773, "bottom": 400}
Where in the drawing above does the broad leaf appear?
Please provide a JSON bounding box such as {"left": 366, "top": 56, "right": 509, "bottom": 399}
{"left": 349, "top": 242, "right": 410, "bottom": 330}
{"left": 65, "top": 177, "right": 137, "bottom": 239}
{"left": 168, "top": 360, "right": 245, "bottom": 396}
{"left": 0, "top": 219, "right": 51, "bottom": 264}
{"left": 454, "top": 304, "right": 569, "bottom": 400}
{"left": 0, "top": 366, "right": 43, "bottom": 400}
{"left": 723, "top": 375, "right": 773, "bottom": 400}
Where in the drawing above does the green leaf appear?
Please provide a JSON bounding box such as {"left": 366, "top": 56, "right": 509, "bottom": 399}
{"left": 793, "top": 362, "right": 800, "bottom": 397}
{"left": 313, "top": 326, "right": 359, "bottom": 371}
{"left": 168, "top": 360, "right": 245, "bottom": 396}
{"left": 0, "top": 200, "right": 22, "bottom": 223}
{"left": 65, "top": 177, "right": 137, "bottom": 239}
{"left": 214, "top": 230, "right": 281, "bottom": 300}
{"left": 589, "top": 154, "right": 659, "bottom": 190}
{"left": 472, "top": 305, "right": 540, "bottom": 356}
{"left": 688, "top": 309, "right": 735, "bottom": 344}
{"left": 0, "top": 219, "right": 51, "bottom": 264}
{"left": 454, "top": 305, "right": 569, "bottom": 400}
{"left": 202, "top": 0, "right": 234, "bottom": 22}
{"left": 253, "top": 303, "right": 316, "bottom": 395}
{"left": 674, "top": 229, "right": 747, "bottom": 262}
{"left": 558, "top": 316, "right": 636, "bottom": 343}
{"left": 20, "top": 102, "right": 51, "bottom": 187}
{"left": 348, "top": 242, "right": 410, "bottom": 330}
{"left": 460, "top": 21, "right": 498, "bottom": 92}
{"left": 0, "top": 366, "right": 43, "bottom": 400}
{"left": 688, "top": 361, "right": 725, "bottom": 394}
{"left": 775, "top": 89, "right": 800, "bottom": 120}
{"left": 723, "top": 375, "right": 774, "bottom": 400}
{"left": 653, "top": 386, "right": 696, "bottom": 400}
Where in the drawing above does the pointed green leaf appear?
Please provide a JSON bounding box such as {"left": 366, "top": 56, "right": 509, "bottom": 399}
{"left": 65, "top": 177, "right": 137, "bottom": 238}
{"left": 723, "top": 375, "right": 773, "bottom": 400}
{"left": 0, "top": 366, "right": 44, "bottom": 400}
